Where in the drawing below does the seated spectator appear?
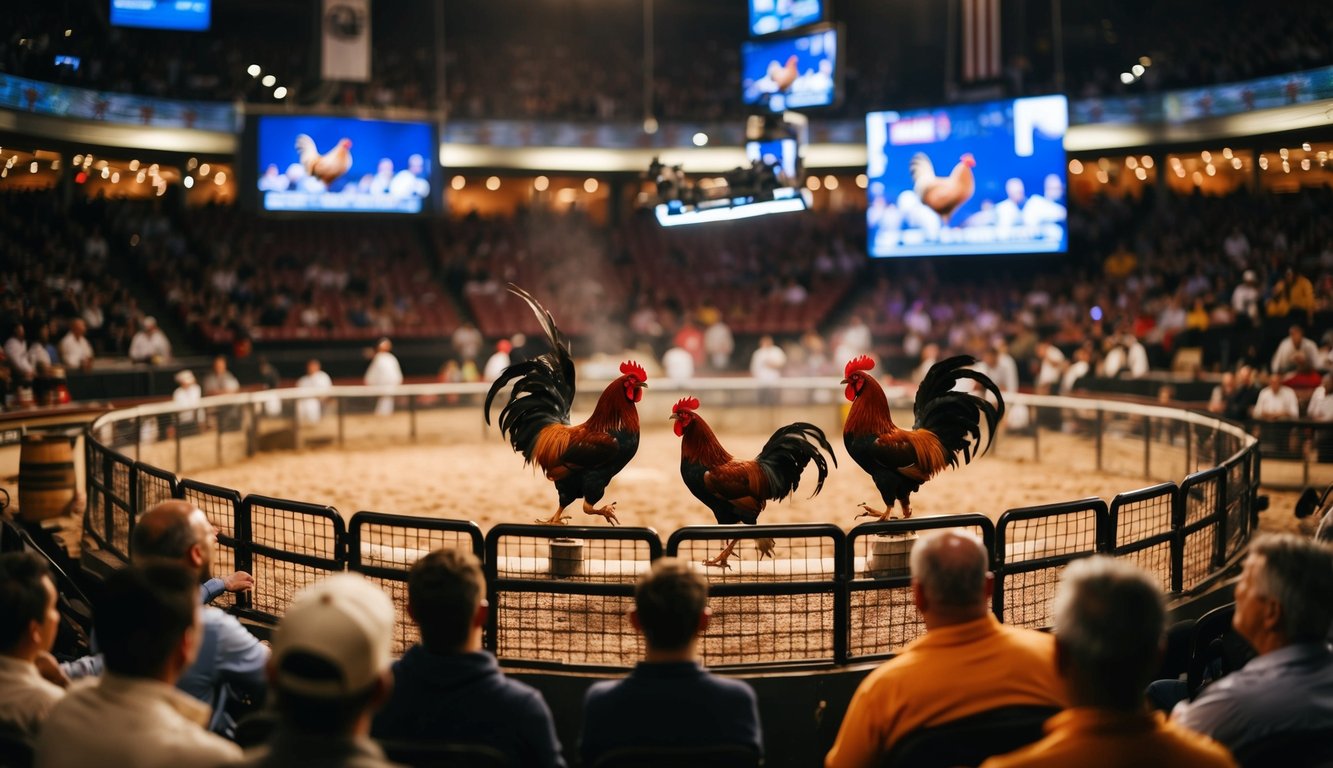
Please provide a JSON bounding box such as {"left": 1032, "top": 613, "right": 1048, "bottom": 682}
{"left": 62, "top": 500, "right": 269, "bottom": 720}
{"left": 581, "top": 558, "right": 762, "bottom": 766}
{"left": 5, "top": 322, "right": 34, "bottom": 382}
{"left": 1171, "top": 534, "right": 1333, "bottom": 755}
{"left": 202, "top": 355, "right": 240, "bottom": 396}
{"left": 0, "top": 552, "right": 65, "bottom": 738}
{"left": 58, "top": 319, "right": 94, "bottom": 371}
{"left": 372, "top": 549, "right": 565, "bottom": 767}
{"left": 979, "top": 557, "right": 1233, "bottom": 768}
{"left": 1271, "top": 325, "right": 1318, "bottom": 376}
{"left": 826, "top": 530, "right": 1067, "bottom": 768}
{"left": 128, "top": 316, "right": 172, "bottom": 364}
{"left": 230, "top": 574, "right": 399, "bottom": 768}
{"left": 296, "top": 359, "right": 333, "bottom": 425}
{"left": 37, "top": 564, "right": 243, "bottom": 768}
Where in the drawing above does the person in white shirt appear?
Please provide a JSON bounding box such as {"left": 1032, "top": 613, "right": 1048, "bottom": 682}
{"left": 1060, "top": 344, "right": 1093, "bottom": 395}
{"left": 58, "top": 319, "right": 94, "bottom": 371}
{"left": 482, "top": 340, "right": 513, "bottom": 382}
{"left": 662, "top": 345, "right": 695, "bottom": 383}
{"left": 128, "top": 317, "right": 172, "bottom": 364}
{"left": 364, "top": 338, "right": 403, "bottom": 417}
{"left": 0, "top": 552, "right": 65, "bottom": 738}
{"left": 1231, "top": 270, "right": 1262, "bottom": 328}
{"left": 750, "top": 335, "right": 787, "bottom": 405}
{"left": 703, "top": 319, "right": 735, "bottom": 372}
{"left": 173, "top": 370, "right": 204, "bottom": 429}
{"left": 5, "top": 323, "right": 33, "bottom": 381}
{"left": 1270, "top": 325, "right": 1319, "bottom": 375}
{"left": 296, "top": 359, "right": 334, "bottom": 425}
{"left": 36, "top": 564, "right": 242, "bottom": 768}
{"left": 388, "top": 154, "right": 431, "bottom": 198}
{"left": 1034, "top": 341, "right": 1067, "bottom": 394}
{"left": 1254, "top": 375, "right": 1299, "bottom": 419}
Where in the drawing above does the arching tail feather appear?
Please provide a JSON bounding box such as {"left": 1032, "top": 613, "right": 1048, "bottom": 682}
{"left": 507, "top": 283, "right": 575, "bottom": 400}
{"left": 757, "top": 422, "right": 837, "bottom": 500}
{"left": 913, "top": 355, "right": 1006, "bottom": 464}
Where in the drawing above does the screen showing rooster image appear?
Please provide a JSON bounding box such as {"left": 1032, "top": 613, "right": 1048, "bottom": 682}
{"left": 255, "top": 115, "right": 435, "bottom": 214}
{"left": 749, "top": 0, "right": 824, "bottom": 36}
{"left": 741, "top": 24, "right": 841, "bottom": 113}
{"left": 866, "top": 95, "right": 1069, "bottom": 258}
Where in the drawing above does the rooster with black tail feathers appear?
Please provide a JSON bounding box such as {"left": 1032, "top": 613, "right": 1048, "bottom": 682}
{"left": 841, "top": 354, "right": 1004, "bottom": 520}
{"left": 672, "top": 396, "right": 836, "bottom": 569}
{"left": 484, "top": 285, "right": 646, "bottom": 526}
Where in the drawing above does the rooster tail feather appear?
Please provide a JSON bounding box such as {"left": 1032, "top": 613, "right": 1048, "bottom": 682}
{"left": 912, "top": 355, "right": 1005, "bottom": 464}
{"left": 757, "top": 422, "right": 836, "bottom": 500}
{"left": 909, "top": 152, "right": 936, "bottom": 199}
{"left": 483, "top": 286, "right": 577, "bottom": 462}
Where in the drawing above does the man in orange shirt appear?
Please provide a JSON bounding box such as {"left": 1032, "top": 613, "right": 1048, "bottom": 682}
{"left": 980, "top": 557, "right": 1235, "bottom": 768}
{"left": 824, "top": 531, "right": 1067, "bottom": 768}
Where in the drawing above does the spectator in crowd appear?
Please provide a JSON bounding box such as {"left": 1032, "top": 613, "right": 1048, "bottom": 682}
{"left": 482, "top": 339, "right": 513, "bottom": 382}
{"left": 373, "top": 549, "right": 565, "bottom": 767}
{"left": 0, "top": 552, "right": 65, "bottom": 738}
{"left": 1231, "top": 270, "right": 1262, "bottom": 328}
{"left": 62, "top": 501, "right": 269, "bottom": 722}
{"left": 833, "top": 314, "right": 872, "bottom": 364}
{"left": 750, "top": 334, "right": 787, "bottom": 405}
{"left": 826, "top": 531, "right": 1067, "bottom": 768}
{"left": 1253, "top": 374, "right": 1299, "bottom": 420}
{"left": 296, "top": 359, "right": 333, "bottom": 425}
{"left": 1171, "top": 534, "right": 1333, "bottom": 754}
{"left": 1034, "top": 341, "right": 1067, "bottom": 395}
{"left": 703, "top": 311, "right": 734, "bottom": 372}
{"left": 231, "top": 573, "right": 399, "bottom": 768}
{"left": 1308, "top": 372, "right": 1333, "bottom": 462}
{"left": 1102, "top": 332, "right": 1149, "bottom": 378}
{"left": 662, "top": 343, "right": 695, "bottom": 383}
{"left": 364, "top": 337, "right": 403, "bottom": 416}
{"left": 37, "top": 564, "right": 243, "bottom": 768}
{"left": 1270, "top": 325, "right": 1319, "bottom": 375}
{"left": 581, "top": 558, "right": 762, "bottom": 765}
{"left": 979, "top": 557, "right": 1234, "bottom": 768}
{"left": 26, "top": 323, "right": 54, "bottom": 372}
{"left": 1221, "top": 366, "right": 1260, "bottom": 422}
{"left": 1282, "top": 352, "right": 1322, "bottom": 389}
{"left": 5, "top": 322, "right": 34, "bottom": 381}
{"left": 451, "top": 321, "right": 483, "bottom": 367}
{"left": 202, "top": 355, "right": 240, "bottom": 396}
{"left": 1208, "top": 372, "right": 1237, "bottom": 415}
{"left": 128, "top": 316, "right": 172, "bottom": 364}
{"left": 173, "top": 370, "right": 204, "bottom": 431}
{"left": 58, "top": 319, "right": 94, "bottom": 371}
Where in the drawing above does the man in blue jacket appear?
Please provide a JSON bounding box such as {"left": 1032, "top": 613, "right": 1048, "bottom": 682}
{"left": 579, "top": 557, "right": 763, "bottom": 765}
{"left": 372, "top": 548, "right": 565, "bottom": 767}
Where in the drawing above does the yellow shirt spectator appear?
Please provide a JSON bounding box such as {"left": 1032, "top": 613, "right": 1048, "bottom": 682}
{"left": 979, "top": 708, "right": 1235, "bottom": 768}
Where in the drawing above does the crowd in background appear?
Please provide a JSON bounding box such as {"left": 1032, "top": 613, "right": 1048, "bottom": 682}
{"left": 3, "top": 0, "right": 1332, "bottom": 119}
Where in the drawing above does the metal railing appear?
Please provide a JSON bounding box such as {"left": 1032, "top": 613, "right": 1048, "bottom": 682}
{"left": 83, "top": 381, "right": 1260, "bottom": 668}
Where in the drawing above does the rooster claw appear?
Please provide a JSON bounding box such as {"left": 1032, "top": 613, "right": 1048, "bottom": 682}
{"left": 592, "top": 502, "right": 619, "bottom": 526}
{"left": 702, "top": 557, "right": 733, "bottom": 571}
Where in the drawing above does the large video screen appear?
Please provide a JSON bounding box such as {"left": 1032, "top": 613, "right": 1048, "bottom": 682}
{"left": 749, "top": 0, "right": 824, "bottom": 36}
{"left": 866, "top": 95, "right": 1068, "bottom": 258}
{"left": 111, "top": 0, "right": 211, "bottom": 31}
{"left": 255, "top": 115, "right": 435, "bottom": 214}
{"left": 741, "top": 24, "right": 841, "bottom": 113}
{"left": 746, "top": 138, "right": 799, "bottom": 182}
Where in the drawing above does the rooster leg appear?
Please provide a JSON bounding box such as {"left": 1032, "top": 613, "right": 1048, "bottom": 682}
{"left": 582, "top": 500, "right": 619, "bottom": 526}
{"left": 755, "top": 537, "right": 777, "bottom": 560}
{"left": 855, "top": 503, "right": 897, "bottom": 522}
{"left": 703, "top": 540, "right": 740, "bottom": 570}
{"left": 535, "top": 505, "right": 573, "bottom": 526}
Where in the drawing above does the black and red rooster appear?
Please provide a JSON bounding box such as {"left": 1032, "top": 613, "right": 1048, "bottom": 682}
{"left": 841, "top": 354, "right": 1004, "bottom": 520}
{"left": 671, "top": 396, "right": 836, "bottom": 569}
{"left": 485, "top": 285, "right": 646, "bottom": 526}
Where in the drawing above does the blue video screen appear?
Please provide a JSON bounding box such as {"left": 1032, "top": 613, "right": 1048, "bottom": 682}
{"left": 750, "top": 0, "right": 824, "bottom": 36}
{"left": 866, "top": 95, "right": 1069, "bottom": 258}
{"left": 255, "top": 115, "right": 436, "bottom": 214}
{"left": 110, "top": 0, "right": 211, "bottom": 31}
{"left": 746, "top": 138, "right": 799, "bottom": 181}
{"left": 741, "top": 25, "right": 840, "bottom": 113}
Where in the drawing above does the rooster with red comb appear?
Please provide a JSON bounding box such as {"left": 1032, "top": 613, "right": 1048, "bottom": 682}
{"left": 841, "top": 354, "right": 1004, "bottom": 520}
{"left": 672, "top": 395, "right": 835, "bottom": 569}
{"left": 485, "top": 285, "right": 646, "bottom": 525}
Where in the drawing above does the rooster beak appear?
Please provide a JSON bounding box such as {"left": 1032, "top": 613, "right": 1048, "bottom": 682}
{"left": 669, "top": 413, "right": 679, "bottom": 421}
{"left": 638, "top": 382, "right": 648, "bottom": 389}
{"left": 840, "top": 378, "right": 850, "bottom": 385}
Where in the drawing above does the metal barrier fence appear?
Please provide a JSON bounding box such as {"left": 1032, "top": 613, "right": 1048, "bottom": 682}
{"left": 83, "top": 384, "right": 1261, "bottom": 668}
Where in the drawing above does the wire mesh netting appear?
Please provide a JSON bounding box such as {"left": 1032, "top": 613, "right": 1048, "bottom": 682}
{"left": 85, "top": 445, "right": 108, "bottom": 549}
{"left": 493, "top": 590, "right": 641, "bottom": 666}
{"left": 181, "top": 483, "right": 242, "bottom": 610}
{"left": 669, "top": 532, "right": 840, "bottom": 584}
{"left": 848, "top": 584, "right": 920, "bottom": 658}
{"left": 1225, "top": 458, "right": 1253, "bottom": 560}
{"left": 248, "top": 499, "right": 345, "bottom": 621}
{"left": 997, "top": 506, "right": 1101, "bottom": 629}
{"left": 1180, "top": 472, "right": 1224, "bottom": 591}
{"left": 1110, "top": 487, "right": 1176, "bottom": 595}
{"left": 136, "top": 466, "right": 177, "bottom": 519}
{"left": 350, "top": 516, "right": 484, "bottom": 655}
{"left": 702, "top": 591, "right": 836, "bottom": 666}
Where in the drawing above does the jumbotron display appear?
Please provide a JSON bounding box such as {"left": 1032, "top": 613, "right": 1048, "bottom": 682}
{"left": 741, "top": 24, "right": 841, "bottom": 113}
{"left": 110, "top": 0, "right": 211, "bottom": 31}
{"left": 866, "top": 94, "right": 1069, "bottom": 258}
{"left": 255, "top": 115, "right": 435, "bottom": 214}
{"left": 749, "top": 0, "right": 824, "bottom": 36}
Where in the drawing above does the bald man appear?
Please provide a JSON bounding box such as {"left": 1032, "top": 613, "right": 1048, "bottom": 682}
{"left": 63, "top": 501, "right": 269, "bottom": 729}
{"left": 826, "top": 531, "right": 1068, "bottom": 768}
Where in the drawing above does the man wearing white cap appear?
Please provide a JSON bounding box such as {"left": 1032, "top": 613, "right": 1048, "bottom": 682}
{"left": 230, "top": 573, "right": 401, "bottom": 767}
{"left": 129, "top": 316, "right": 172, "bottom": 364}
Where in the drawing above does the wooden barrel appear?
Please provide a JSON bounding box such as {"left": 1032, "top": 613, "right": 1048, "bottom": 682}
{"left": 19, "top": 435, "right": 76, "bottom": 522}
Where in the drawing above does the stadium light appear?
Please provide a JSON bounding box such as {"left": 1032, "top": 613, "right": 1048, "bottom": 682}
{"left": 274, "top": 86, "right": 288, "bottom": 99}
{"left": 247, "top": 64, "right": 261, "bottom": 78}
{"left": 261, "top": 74, "right": 276, "bottom": 88}
{"left": 1119, "top": 72, "right": 1134, "bottom": 85}
{"left": 692, "top": 132, "right": 708, "bottom": 147}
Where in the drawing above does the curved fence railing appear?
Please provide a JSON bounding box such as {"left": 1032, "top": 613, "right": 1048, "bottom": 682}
{"left": 84, "top": 380, "right": 1259, "bottom": 670}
